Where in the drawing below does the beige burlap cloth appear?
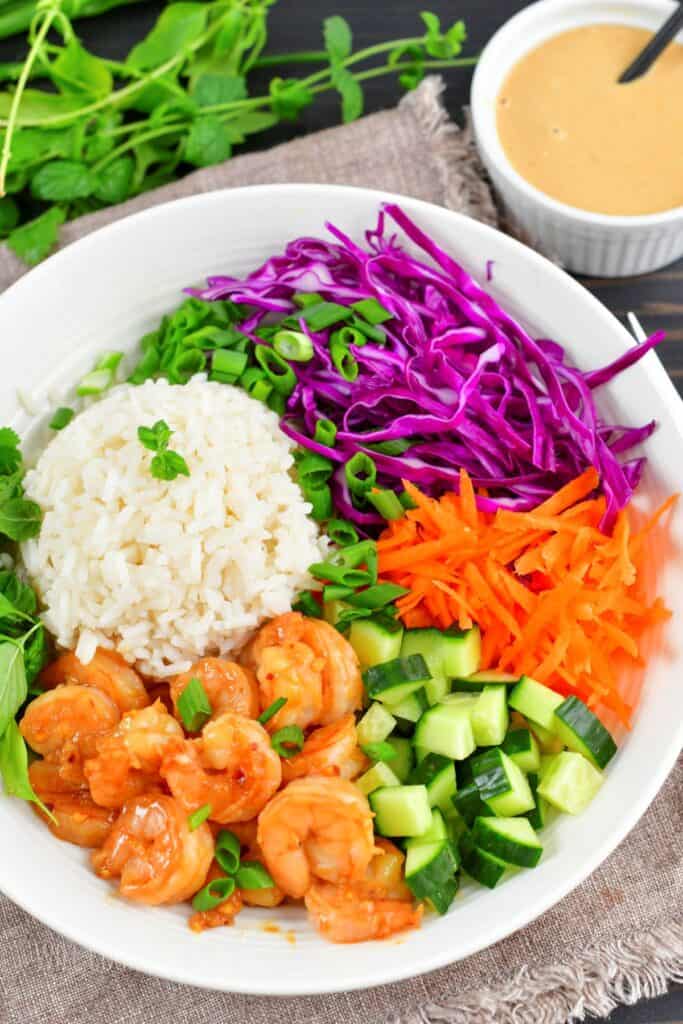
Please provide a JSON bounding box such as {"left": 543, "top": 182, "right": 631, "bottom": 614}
{"left": 0, "top": 78, "right": 680, "bottom": 1024}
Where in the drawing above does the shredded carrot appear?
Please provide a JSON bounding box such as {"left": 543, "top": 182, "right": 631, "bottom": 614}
{"left": 378, "top": 471, "right": 675, "bottom": 727}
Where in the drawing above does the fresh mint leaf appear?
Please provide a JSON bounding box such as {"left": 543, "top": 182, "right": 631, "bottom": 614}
{"left": 94, "top": 156, "right": 134, "bottom": 205}
{"left": 7, "top": 207, "right": 65, "bottom": 266}
{"left": 0, "top": 197, "right": 19, "bottom": 236}
{"left": 331, "top": 66, "right": 363, "bottom": 123}
{"left": 420, "top": 11, "right": 466, "bottom": 58}
{"left": 0, "top": 640, "right": 27, "bottom": 736}
{"left": 151, "top": 449, "right": 190, "bottom": 481}
{"left": 10, "top": 128, "right": 74, "bottom": 170}
{"left": 0, "top": 90, "right": 84, "bottom": 120}
{"left": 0, "top": 499, "right": 42, "bottom": 542}
{"left": 0, "top": 719, "right": 52, "bottom": 818}
{"left": 269, "top": 78, "right": 314, "bottom": 121}
{"left": 192, "top": 73, "right": 246, "bottom": 108}
{"left": 137, "top": 419, "right": 172, "bottom": 453}
{"left": 223, "top": 112, "right": 279, "bottom": 143}
{"left": 82, "top": 111, "right": 123, "bottom": 163}
{"left": 52, "top": 38, "right": 113, "bottom": 100}
{"left": 127, "top": 3, "right": 209, "bottom": 72}
{"left": 31, "top": 160, "right": 97, "bottom": 202}
{"left": 184, "top": 117, "right": 232, "bottom": 167}
{"left": 0, "top": 571, "right": 37, "bottom": 617}
{"left": 324, "top": 15, "right": 353, "bottom": 64}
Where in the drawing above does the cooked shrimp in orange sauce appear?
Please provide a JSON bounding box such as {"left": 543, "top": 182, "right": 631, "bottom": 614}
{"left": 170, "top": 658, "right": 259, "bottom": 725}
{"left": 84, "top": 701, "right": 184, "bottom": 808}
{"left": 242, "top": 612, "right": 363, "bottom": 731}
{"left": 281, "top": 714, "right": 368, "bottom": 783}
{"left": 29, "top": 760, "right": 117, "bottom": 848}
{"left": 162, "top": 712, "right": 281, "bottom": 824}
{"left": 92, "top": 793, "right": 214, "bottom": 905}
{"left": 40, "top": 649, "right": 149, "bottom": 712}
{"left": 257, "top": 776, "right": 376, "bottom": 899}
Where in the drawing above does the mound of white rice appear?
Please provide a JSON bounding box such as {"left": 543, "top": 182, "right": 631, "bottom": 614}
{"left": 21, "top": 376, "right": 327, "bottom": 678}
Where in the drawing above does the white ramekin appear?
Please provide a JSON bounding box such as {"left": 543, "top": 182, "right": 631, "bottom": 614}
{"left": 471, "top": 0, "right": 683, "bottom": 277}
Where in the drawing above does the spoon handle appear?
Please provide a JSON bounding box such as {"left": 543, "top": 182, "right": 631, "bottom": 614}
{"left": 619, "top": 3, "right": 683, "bottom": 82}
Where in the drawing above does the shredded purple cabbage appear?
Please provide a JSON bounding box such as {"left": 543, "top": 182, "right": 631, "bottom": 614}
{"left": 189, "top": 204, "right": 663, "bottom": 528}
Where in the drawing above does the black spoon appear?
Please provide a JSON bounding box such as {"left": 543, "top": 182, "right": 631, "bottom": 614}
{"left": 619, "top": 3, "right": 683, "bottom": 82}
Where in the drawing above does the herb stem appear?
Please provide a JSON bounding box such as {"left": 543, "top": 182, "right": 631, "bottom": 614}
{"left": 252, "top": 50, "right": 328, "bottom": 67}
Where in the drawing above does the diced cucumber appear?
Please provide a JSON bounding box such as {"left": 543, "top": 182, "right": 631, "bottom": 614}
{"left": 452, "top": 781, "right": 493, "bottom": 825}
{"left": 459, "top": 829, "right": 507, "bottom": 888}
{"left": 471, "top": 748, "right": 535, "bottom": 816}
{"left": 502, "top": 728, "right": 541, "bottom": 774}
{"left": 424, "top": 674, "right": 450, "bottom": 706}
{"left": 440, "top": 693, "right": 478, "bottom": 709}
{"left": 471, "top": 685, "right": 509, "bottom": 746}
{"left": 369, "top": 785, "right": 432, "bottom": 837}
{"left": 453, "top": 670, "right": 519, "bottom": 692}
{"left": 472, "top": 816, "right": 543, "bottom": 867}
{"left": 414, "top": 703, "right": 476, "bottom": 761}
{"left": 539, "top": 753, "right": 561, "bottom": 780}
{"left": 322, "top": 599, "right": 350, "bottom": 625}
{"left": 529, "top": 720, "right": 565, "bottom": 753}
{"left": 508, "top": 675, "right": 563, "bottom": 730}
{"left": 525, "top": 772, "right": 548, "bottom": 830}
{"left": 385, "top": 736, "right": 414, "bottom": 782}
{"left": 405, "top": 807, "right": 449, "bottom": 847}
{"left": 356, "top": 703, "right": 396, "bottom": 746}
{"left": 405, "top": 837, "right": 459, "bottom": 914}
{"left": 364, "top": 655, "right": 431, "bottom": 705}
{"left": 537, "top": 751, "right": 603, "bottom": 814}
{"left": 440, "top": 625, "right": 481, "bottom": 677}
{"left": 442, "top": 803, "right": 469, "bottom": 847}
{"left": 400, "top": 628, "right": 448, "bottom": 705}
{"left": 350, "top": 617, "right": 404, "bottom": 670}
{"left": 389, "top": 687, "right": 429, "bottom": 723}
{"left": 553, "top": 696, "right": 617, "bottom": 770}
{"left": 414, "top": 744, "right": 429, "bottom": 763}
{"left": 408, "top": 753, "right": 457, "bottom": 812}
{"left": 356, "top": 762, "right": 400, "bottom": 796}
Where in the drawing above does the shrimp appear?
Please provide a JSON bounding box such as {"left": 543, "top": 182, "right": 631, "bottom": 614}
{"left": 161, "top": 712, "right": 281, "bottom": 824}
{"left": 281, "top": 714, "right": 369, "bottom": 783}
{"left": 92, "top": 793, "right": 214, "bottom": 905}
{"left": 20, "top": 685, "right": 120, "bottom": 788}
{"left": 257, "top": 776, "right": 376, "bottom": 899}
{"left": 188, "top": 862, "right": 244, "bottom": 932}
{"left": 170, "top": 658, "right": 259, "bottom": 725}
{"left": 304, "top": 882, "right": 422, "bottom": 943}
{"left": 243, "top": 612, "right": 363, "bottom": 732}
{"left": 84, "top": 701, "right": 184, "bottom": 808}
{"left": 29, "top": 761, "right": 116, "bottom": 848}
{"left": 40, "top": 648, "right": 149, "bottom": 713}
{"left": 223, "top": 821, "right": 285, "bottom": 908}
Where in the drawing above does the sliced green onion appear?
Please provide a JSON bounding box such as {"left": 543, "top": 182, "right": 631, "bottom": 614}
{"left": 347, "top": 583, "right": 410, "bottom": 610}
{"left": 267, "top": 391, "right": 287, "bottom": 416}
{"left": 330, "top": 332, "right": 359, "bottom": 382}
{"left": 211, "top": 348, "right": 248, "bottom": 382}
{"left": 128, "top": 346, "right": 160, "bottom": 385}
{"left": 303, "top": 481, "right": 332, "bottom": 522}
{"left": 350, "top": 315, "right": 386, "bottom": 343}
{"left": 367, "top": 488, "right": 406, "bottom": 520}
{"left": 323, "top": 583, "right": 354, "bottom": 602}
{"left": 271, "top": 725, "right": 305, "bottom": 757}
{"left": 308, "top": 562, "right": 373, "bottom": 588}
{"left": 240, "top": 367, "right": 265, "bottom": 390}
{"left": 169, "top": 347, "right": 206, "bottom": 383}
{"left": 332, "top": 539, "right": 378, "bottom": 583}
{"left": 177, "top": 677, "right": 212, "bottom": 732}
{"left": 345, "top": 452, "right": 377, "bottom": 498}
{"left": 334, "top": 324, "right": 366, "bottom": 348}
{"left": 313, "top": 418, "right": 337, "bottom": 448}
{"left": 258, "top": 697, "right": 288, "bottom": 726}
{"left": 292, "top": 590, "right": 323, "bottom": 618}
{"left": 183, "top": 325, "right": 247, "bottom": 349}
{"left": 187, "top": 804, "right": 212, "bottom": 831}
{"left": 350, "top": 298, "right": 393, "bottom": 324}
{"left": 49, "top": 407, "right": 74, "bottom": 431}
{"left": 367, "top": 439, "right": 414, "bottom": 456}
{"left": 235, "top": 862, "right": 275, "bottom": 890}
{"left": 273, "top": 329, "right": 313, "bottom": 362}
{"left": 192, "top": 875, "right": 236, "bottom": 912}
{"left": 254, "top": 346, "right": 297, "bottom": 395}
{"left": 215, "top": 829, "right": 241, "bottom": 874}
{"left": 292, "top": 291, "right": 323, "bottom": 309}
{"left": 326, "top": 518, "right": 359, "bottom": 547}
{"left": 335, "top": 607, "right": 373, "bottom": 633}
{"left": 399, "top": 489, "right": 419, "bottom": 510}
{"left": 250, "top": 378, "right": 273, "bottom": 403}
{"left": 296, "top": 450, "right": 333, "bottom": 488}
{"left": 76, "top": 369, "right": 113, "bottom": 397}
{"left": 96, "top": 350, "right": 124, "bottom": 373}
{"left": 300, "top": 301, "right": 351, "bottom": 331}
{"left": 361, "top": 740, "right": 397, "bottom": 763}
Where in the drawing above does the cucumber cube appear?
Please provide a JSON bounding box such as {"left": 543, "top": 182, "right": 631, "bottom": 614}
{"left": 369, "top": 785, "right": 432, "bottom": 837}
{"left": 537, "top": 751, "right": 603, "bottom": 814}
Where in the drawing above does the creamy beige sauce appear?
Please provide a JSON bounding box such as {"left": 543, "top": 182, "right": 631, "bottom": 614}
{"left": 496, "top": 24, "right": 683, "bottom": 215}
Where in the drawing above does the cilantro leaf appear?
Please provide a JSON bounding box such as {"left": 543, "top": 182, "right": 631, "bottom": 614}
{"left": 324, "top": 15, "right": 353, "bottom": 65}
{"left": 151, "top": 450, "right": 190, "bottom": 481}
{"left": 7, "top": 207, "right": 65, "bottom": 266}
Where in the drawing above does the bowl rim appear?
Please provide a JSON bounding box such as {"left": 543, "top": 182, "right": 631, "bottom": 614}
{"left": 471, "top": 0, "right": 683, "bottom": 228}
{"left": 0, "top": 182, "right": 681, "bottom": 994}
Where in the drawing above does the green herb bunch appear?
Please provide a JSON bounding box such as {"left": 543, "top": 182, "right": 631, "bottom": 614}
{"left": 0, "top": 1, "right": 474, "bottom": 265}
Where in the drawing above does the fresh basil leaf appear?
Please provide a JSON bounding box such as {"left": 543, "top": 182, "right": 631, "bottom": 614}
{"left": 269, "top": 78, "right": 314, "bottom": 122}
{"left": 23, "top": 626, "right": 47, "bottom": 686}
{"left": 0, "top": 571, "right": 37, "bottom": 617}
{"left": 94, "top": 156, "right": 134, "bottom": 204}
{"left": 7, "top": 206, "right": 65, "bottom": 266}
{"left": 0, "top": 197, "right": 19, "bottom": 236}
{"left": 151, "top": 450, "right": 190, "bottom": 481}
{"left": 324, "top": 15, "right": 353, "bottom": 64}
{"left": 331, "top": 67, "right": 363, "bottom": 123}
{"left": 192, "top": 72, "right": 246, "bottom": 108}
{"left": 31, "top": 160, "right": 97, "bottom": 202}
{"left": 127, "top": 3, "right": 209, "bottom": 72}
{"left": 0, "top": 719, "right": 51, "bottom": 817}
{"left": 184, "top": 116, "right": 232, "bottom": 167}
{"left": 0, "top": 593, "right": 28, "bottom": 622}
{"left": 0, "top": 641, "right": 27, "bottom": 735}
{"left": 0, "top": 499, "right": 42, "bottom": 541}
{"left": 52, "top": 38, "right": 113, "bottom": 99}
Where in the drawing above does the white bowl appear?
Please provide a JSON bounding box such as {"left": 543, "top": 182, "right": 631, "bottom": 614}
{"left": 0, "top": 184, "right": 681, "bottom": 994}
{"left": 471, "top": 0, "right": 683, "bottom": 277}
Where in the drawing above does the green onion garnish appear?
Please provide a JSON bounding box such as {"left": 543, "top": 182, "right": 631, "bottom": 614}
{"left": 344, "top": 452, "right": 377, "bottom": 498}
{"left": 303, "top": 481, "right": 333, "bottom": 522}
{"left": 330, "top": 332, "right": 359, "bottom": 382}
{"left": 399, "top": 489, "right": 419, "bottom": 510}
{"left": 295, "top": 450, "right": 334, "bottom": 489}
{"left": 361, "top": 740, "right": 397, "bottom": 763}
{"left": 367, "top": 488, "right": 406, "bottom": 521}
{"left": 292, "top": 291, "right": 323, "bottom": 309}
{"left": 177, "top": 677, "right": 212, "bottom": 732}
{"left": 215, "top": 829, "right": 241, "bottom": 875}
{"left": 254, "top": 346, "right": 297, "bottom": 396}
{"left": 309, "top": 562, "right": 371, "bottom": 588}
{"left": 258, "top": 697, "right": 287, "bottom": 726}
{"left": 267, "top": 390, "right": 287, "bottom": 417}
{"left": 347, "top": 583, "right": 409, "bottom": 610}
{"left": 326, "top": 518, "right": 359, "bottom": 547}
{"left": 292, "top": 590, "right": 322, "bottom": 618}
{"left": 235, "top": 862, "right": 275, "bottom": 890}
{"left": 169, "top": 347, "right": 206, "bottom": 383}
{"left": 183, "top": 325, "right": 246, "bottom": 350}
{"left": 271, "top": 725, "right": 305, "bottom": 757}
{"left": 192, "top": 875, "right": 236, "bottom": 912}
{"left": 350, "top": 298, "right": 393, "bottom": 325}
{"left": 251, "top": 379, "right": 273, "bottom": 403}
{"left": 350, "top": 315, "right": 386, "bottom": 343}
{"left": 128, "top": 345, "right": 160, "bottom": 385}
{"left": 334, "top": 324, "right": 367, "bottom": 348}
{"left": 367, "top": 438, "right": 414, "bottom": 456}
{"left": 49, "top": 407, "right": 74, "bottom": 431}
{"left": 211, "top": 348, "right": 248, "bottom": 383}
{"left": 323, "top": 583, "right": 354, "bottom": 602}
{"left": 187, "top": 804, "right": 212, "bottom": 831}
{"left": 77, "top": 351, "right": 124, "bottom": 396}
{"left": 313, "top": 418, "right": 337, "bottom": 448}
{"left": 97, "top": 351, "right": 124, "bottom": 373}
{"left": 309, "top": 539, "right": 378, "bottom": 588}
{"left": 299, "top": 301, "right": 350, "bottom": 332}
{"left": 273, "top": 329, "right": 313, "bottom": 363}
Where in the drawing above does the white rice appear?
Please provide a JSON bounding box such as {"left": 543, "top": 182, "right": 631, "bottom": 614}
{"left": 21, "top": 376, "right": 327, "bottom": 678}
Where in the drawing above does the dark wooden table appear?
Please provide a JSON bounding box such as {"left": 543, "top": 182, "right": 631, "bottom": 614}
{"left": 3, "top": 2, "right": 680, "bottom": 1020}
